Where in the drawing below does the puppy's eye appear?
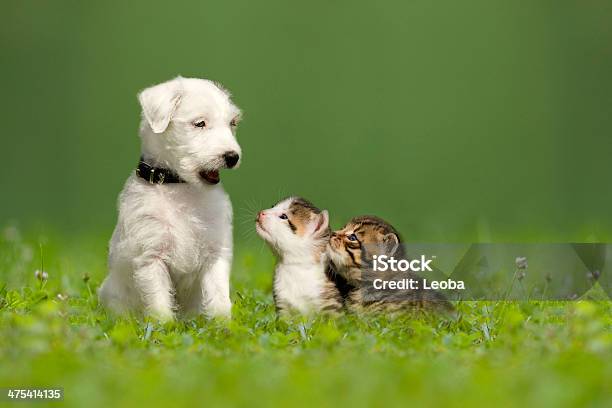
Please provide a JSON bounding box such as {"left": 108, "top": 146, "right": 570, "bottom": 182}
{"left": 194, "top": 120, "right": 206, "bottom": 128}
{"left": 279, "top": 214, "right": 288, "bottom": 220}
{"left": 348, "top": 234, "right": 358, "bottom": 241}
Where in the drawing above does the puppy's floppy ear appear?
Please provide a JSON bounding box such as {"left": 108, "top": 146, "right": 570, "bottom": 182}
{"left": 311, "top": 210, "right": 330, "bottom": 237}
{"left": 138, "top": 78, "right": 183, "bottom": 134}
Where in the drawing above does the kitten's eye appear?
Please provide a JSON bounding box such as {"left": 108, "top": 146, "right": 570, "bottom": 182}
{"left": 194, "top": 120, "right": 206, "bottom": 128}
{"left": 348, "top": 234, "right": 358, "bottom": 241}
{"left": 230, "top": 117, "right": 239, "bottom": 127}
{"left": 279, "top": 214, "right": 288, "bottom": 220}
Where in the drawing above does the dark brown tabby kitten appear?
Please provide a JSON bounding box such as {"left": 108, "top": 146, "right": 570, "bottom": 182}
{"left": 327, "top": 215, "right": 453, "bottom": 313}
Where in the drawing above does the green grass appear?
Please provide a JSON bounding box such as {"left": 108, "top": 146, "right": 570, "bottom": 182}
{"left": 1, "top": 228, "right": 611, "bottom": 408}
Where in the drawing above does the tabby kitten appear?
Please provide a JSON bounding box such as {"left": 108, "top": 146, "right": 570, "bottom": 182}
{"left": 327, "top": 215, "right": 452, "bottom": 312}
{"left": 256, "top": 197, "right": 343, "bottom": 315}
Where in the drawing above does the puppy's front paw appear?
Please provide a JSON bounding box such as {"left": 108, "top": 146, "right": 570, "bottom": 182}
{"left": 202, "top": 298, "right": 232, "bottom": 319}
{"left": 145, "top": 307, "right": 175, "bottom": 322}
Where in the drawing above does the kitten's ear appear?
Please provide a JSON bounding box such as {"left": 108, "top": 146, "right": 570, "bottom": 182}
{"left": 312, "top": 210, "right": 329, "bottom": 236}
{"left": 382, "top": 233, "right": 400, "bottom": 255}
{"left": 138, "top": 78, "right": 183, "bottom": 134}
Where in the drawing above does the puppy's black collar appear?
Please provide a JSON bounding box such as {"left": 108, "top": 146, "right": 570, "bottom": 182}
{"left": 136, "top": 157, "right": 185, "bottom": 184}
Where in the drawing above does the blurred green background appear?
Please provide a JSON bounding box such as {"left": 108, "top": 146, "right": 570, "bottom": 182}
{"left": 2, "top": 0, "right": 612, "bottom": 243}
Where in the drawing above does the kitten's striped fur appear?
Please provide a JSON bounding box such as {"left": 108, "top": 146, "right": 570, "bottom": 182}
{"left": 328, "top": 215, "right": 453, "bottom": 313}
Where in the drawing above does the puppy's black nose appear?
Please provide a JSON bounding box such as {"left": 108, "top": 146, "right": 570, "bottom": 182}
{"left": 223, "top": 151, "right": 240, "bottom": 168}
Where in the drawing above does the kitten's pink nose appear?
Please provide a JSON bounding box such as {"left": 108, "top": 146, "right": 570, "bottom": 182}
{"left": 257, "top": 211, "right": 266, "bottom": 221}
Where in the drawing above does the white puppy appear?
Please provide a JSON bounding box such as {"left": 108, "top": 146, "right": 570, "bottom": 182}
{"left": 99, "top": 76, "right": 242, "bottom": 320}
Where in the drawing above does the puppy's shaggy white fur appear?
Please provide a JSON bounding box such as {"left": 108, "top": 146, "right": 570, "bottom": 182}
{"left": 99, "top": 76, "right": 242, "bottom": 320}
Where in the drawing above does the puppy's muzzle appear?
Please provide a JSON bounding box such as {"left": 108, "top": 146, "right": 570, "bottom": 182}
{"left": 223, "top": 151, "right": 240, "bottom": 168}
{"left": 198, "top": 151, "right": 240, "bottom": 185}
